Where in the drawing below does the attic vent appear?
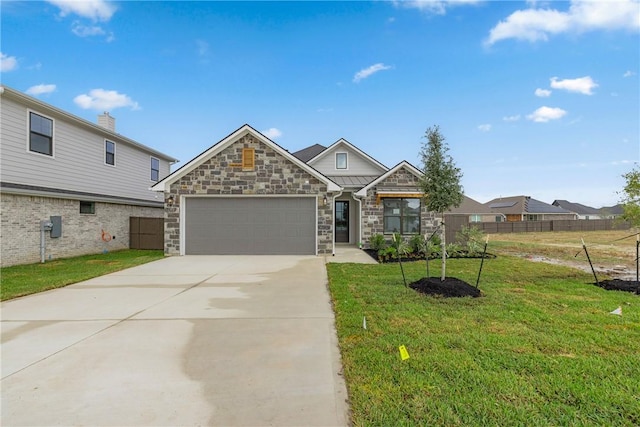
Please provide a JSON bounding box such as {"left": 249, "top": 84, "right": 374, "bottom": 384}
{"left": 242, "top": 148, "right": 255, "bottom": 170}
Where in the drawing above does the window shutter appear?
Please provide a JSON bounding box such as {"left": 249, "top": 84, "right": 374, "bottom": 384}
{"left": 242, "top": 148, "right": 255, "bottom": 170}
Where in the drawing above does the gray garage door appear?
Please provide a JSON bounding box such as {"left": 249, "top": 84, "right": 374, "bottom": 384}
{"left": 184, "top": 197, "right": 316, "bottom": 255}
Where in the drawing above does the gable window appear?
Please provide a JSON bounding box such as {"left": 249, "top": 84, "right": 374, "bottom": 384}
{"left": 79, "top": 201, "right": 95, "bottom": 215}
{"left": 151, "top": 157, "right": 160, "bottom": 181}
{"left": 29, "top": 112, "right": 53, "bottom": 156}
{"left": 105, "top": 140, "right": 115, "bottom": 166}
{"left": 242, "top": 148, "right": 255, "bottom": 171}
{"left": 383, "top": 198, "right": 420, "bottom": 234}
{"left": 336, "top": 152, "right": 347, "bottom": 169}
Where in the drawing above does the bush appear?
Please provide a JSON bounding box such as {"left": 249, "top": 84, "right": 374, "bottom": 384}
{"left": 369, "top": 233, "right": 387, "bottom": 251}
{"left": 456, "top": 225, "right": 486, "bottom": 256}
{"left": 446, "top": 242, "right": 463, "bottom": 257}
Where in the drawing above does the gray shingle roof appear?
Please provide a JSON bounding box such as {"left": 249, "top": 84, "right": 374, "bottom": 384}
{"left": 291, "top": 144, "right": 326, "bottom": 163}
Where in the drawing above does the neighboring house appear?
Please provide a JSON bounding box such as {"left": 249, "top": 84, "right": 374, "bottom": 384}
{"left": 0, "top": 85, "right": 177, "bottom": 267}
{"left": 151, "top": 124, "right": 439, "bottom": 255}
{"left": 446, "top": 195, "right": 505, "bottom": 223}
{"left": 553, "top": 200, "right": 625, "bottom": 220}
{"left": 486, "top": 195, "right": 577, "bottom": 222}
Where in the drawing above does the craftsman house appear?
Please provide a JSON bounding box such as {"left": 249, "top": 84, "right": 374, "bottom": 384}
{"left": 151, "top": 124, "right": 439, "bottom": 255}
{"left": 0, "top": 85, "right": 177, "bottom": 266}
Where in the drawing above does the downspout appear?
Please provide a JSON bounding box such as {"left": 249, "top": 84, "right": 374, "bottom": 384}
{"left": 331, "top": 191, "right": 343, "bottom": 256}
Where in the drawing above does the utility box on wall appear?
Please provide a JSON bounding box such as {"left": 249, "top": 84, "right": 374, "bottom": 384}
{"left": 50, "top": 216, "right": 62, "bottom": 238}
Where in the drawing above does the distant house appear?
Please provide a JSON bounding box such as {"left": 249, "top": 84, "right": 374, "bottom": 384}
{"left": 447, "top": 195, "right": 506, "bottom": 223}
{"left": 486, "top": 195, "right": 577, "bottom": 222}
{"left": 0, "top": 85, "right": 177, "bottom": 266}
{"left": 553, "top": 200, "right": 624, "bottom": 220}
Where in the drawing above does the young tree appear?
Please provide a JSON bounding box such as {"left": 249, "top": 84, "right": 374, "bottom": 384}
{"left": 620, "top": 166, "right": 640, "bottom": 228}
{"left": 419, "top": 125, "right": 464, "bottom": 280}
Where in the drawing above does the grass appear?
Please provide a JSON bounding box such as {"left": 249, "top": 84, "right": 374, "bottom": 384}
{"left": 489, "top": 229, "right": 638, "bottom": 271}
{"left": 1, "top": 249, "right": 164, "bottom": 301}
{"left": 327, "top": 256, "right": 640, "bottom": 426}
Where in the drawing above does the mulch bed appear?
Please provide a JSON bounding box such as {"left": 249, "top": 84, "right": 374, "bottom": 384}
{"left": 363, "top": 248, "right": 495, "bottom": 264}
{"left": 596, "top": 279, "right": 640, "bottom": 294}
{"left": 409, "top": 277, "right": 481, "bottom": 298}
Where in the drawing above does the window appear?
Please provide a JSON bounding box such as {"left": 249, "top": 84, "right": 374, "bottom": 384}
{"left": 79, "top": 201, "right": 95, "bottom": 214}
{"left": 29, "top": 112, "right": 53, "bottom": 156}
{"left": 336, "top": 152, "right": 347, "bottom": 169}
{"left": 526, "top": 214, "right": 540, "bottom": 221}
{"left": 242, "top": 148, "right": 255, "bottom": 170}
{"left": 151, "top": 157, "right": 160, "bottom": 181}
{"left": 383, "top": 198, "right": 420, "bottom": 234}
{"left": 105, "top": 140, "right": 115, "bottom": 166}
{"left": 495, "top": 215, "right": 503, "bottom": 222}
{"left": 470, "top": 214, "right": 482, "bottom": 223}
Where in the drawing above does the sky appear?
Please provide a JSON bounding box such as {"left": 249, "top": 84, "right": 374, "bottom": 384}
{"left": 1, "top": 0, "right": 639, "bottom": 208}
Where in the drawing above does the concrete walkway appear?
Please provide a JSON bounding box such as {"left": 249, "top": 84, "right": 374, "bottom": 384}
{"left": 326, "top": 245, "right": 378, "bottom": 264}
{"left": 1, "top": 256, "right": 349, "bottom": 426}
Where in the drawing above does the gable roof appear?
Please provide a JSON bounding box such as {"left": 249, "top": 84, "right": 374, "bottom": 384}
{"left": 355, "top": 161, "right": 423, "bottom": 197}
{"left": 447, "top": 195, "right": 495, "bottom": 215}
{"left": 151, "top": 124, "right": 341, "bottom": 192}
{"left": 486, "top": 195, "right": 572, "bottom": 215}
{"left": 552, "top": 200, "right": 599, "bottom": 215}
{"left": 0, "top": 85, "right": 177, "bottom": 163}
{"left": 307, "top": 138, "right": 388, "bottom": 172}
{"left": 291, "top": 144, "right": 326, "bottom": 162}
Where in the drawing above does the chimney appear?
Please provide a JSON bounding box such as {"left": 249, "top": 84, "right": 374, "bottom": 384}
{"left": 97, "top": 112, "right": 115, "bottom": 132}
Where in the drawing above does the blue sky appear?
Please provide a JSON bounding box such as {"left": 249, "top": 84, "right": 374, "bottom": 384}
{"left": 2, "top": 0, "right": 638, "bottom": 207}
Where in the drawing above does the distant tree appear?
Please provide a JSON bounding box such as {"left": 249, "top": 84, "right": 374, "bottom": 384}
{"left": 419, "top": 125, "right": 464, "bottom": 280}
{"left": 620, "top": 166, "right": 640, "bottom": 228}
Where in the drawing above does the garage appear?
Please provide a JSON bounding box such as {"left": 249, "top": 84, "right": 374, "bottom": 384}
{"left": 184, "top": 197, "right": 317, "bottom": 255}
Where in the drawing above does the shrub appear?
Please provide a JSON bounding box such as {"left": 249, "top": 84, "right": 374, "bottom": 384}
{"left": 369, "top": 233, "right": 387, "bottom": 251}
{"left": 456, "top": 225, "right": 486, "bottom": 256}
{"left": 446, "top": 242, "right": 463, "bottom": 257}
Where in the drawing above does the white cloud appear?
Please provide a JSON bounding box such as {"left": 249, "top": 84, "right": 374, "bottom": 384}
{"left": 353, "top": 63, "right": 392, "bottom": 83}
{"left": 527, "top": 106, "right": 567, "bottom": 122}
{"left": 623, "top": 70, "right": 636, "bottom": 77}
{"left": 550, "top": 76, "right": 598, "bottom": 95}
{"left": 478, "top": 124, "right": 492, "bottom": 132}
{"left": 503, "top": 114, "right": 521, "bottom": 122}
{"left": 72, "top": 21, "right": 106, "bottom": 37}
{"left": 74, "top": 89, "right": 140, "bottom": 111}
{"left": 393, "top": 0, "right": 481, "bottom": 15}
{"left": 1, "top": 52, "right": 18, "bottom": 72}
{"left": 47, "top": 0, "right": 116, "bottom": 21}
{"left": 535, "top": 88, "right": 552, "bottom": 97}
{"left": 486, "top": 0, "right": 640, "bottom": 45}
{"left": 26, "top": 84, "right": 57, "bottom": 96}
{"left": 261, "top": 128, "right": 282, "bottom": 139}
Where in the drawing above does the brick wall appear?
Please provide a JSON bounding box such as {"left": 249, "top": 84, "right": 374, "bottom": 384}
{"left": 361, "top": 167, "right": 438, "bottom": 246}
{"left": 0, "top": 193, "right": 163, "bottom": 267}
{"left": 165, "top": 132, "right": 332, "bottom": 255}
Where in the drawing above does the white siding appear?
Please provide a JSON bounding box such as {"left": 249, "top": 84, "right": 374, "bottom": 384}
{"left": 1, "top": 96, "right": 171, "bottom": 202}
{"left": 310, "top": 142, "right": 387, "bottom": 176}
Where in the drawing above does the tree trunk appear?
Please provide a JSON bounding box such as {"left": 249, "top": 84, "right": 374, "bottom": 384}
{"left": 441, "top": 212, "right": 446, "bottom": 281}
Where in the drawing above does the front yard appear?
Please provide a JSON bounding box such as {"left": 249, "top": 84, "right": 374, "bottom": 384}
{"left": 327, "top": 256, "right": 640, "bottom": 426}
{"left": 0, "top": 250, "right": 164, "bottom": 301}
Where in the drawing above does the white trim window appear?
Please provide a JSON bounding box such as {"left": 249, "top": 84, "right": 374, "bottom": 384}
{"left": 470, "top": 214, "right": 482, "bottom": 222}
{"left": 151, "top": 157, "right": 160, "bottom": 181}
{"left": 335, "top": 152, "right": 347, "bottom": 170}
{"left": 105, "top": 140, "right": 116, "bottom": 166}
{"left": 28, "top": 111, "right": 54, "bottom": 156}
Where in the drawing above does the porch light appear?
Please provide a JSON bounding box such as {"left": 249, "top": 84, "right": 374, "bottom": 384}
{"left": 166, "top": 195, "right": 175, "bottom": 206}
{"left": 323, "top": 196, "right": 328, "bottom": 206}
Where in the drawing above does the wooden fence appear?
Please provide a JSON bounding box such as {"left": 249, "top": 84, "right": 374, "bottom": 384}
{"left": 129, "top": 217, "right": 164, "bottom": 250}
{"left": 444, "top": 215, "right": 630, "bottom": 243}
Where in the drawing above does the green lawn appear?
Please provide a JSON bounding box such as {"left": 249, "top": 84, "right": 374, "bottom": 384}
{"left": 1, "top": 250, "right": 164, "bottom": 301}
{"left": 327, "top": 257, "right": 640, "bottom": 426}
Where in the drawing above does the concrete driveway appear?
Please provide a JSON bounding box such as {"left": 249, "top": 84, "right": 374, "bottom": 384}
{"left": 1, "top": 256, "right": 349, "bottom": 426}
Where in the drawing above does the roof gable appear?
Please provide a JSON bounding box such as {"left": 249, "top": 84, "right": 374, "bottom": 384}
{"left": 151, "top": 124, "right": 341, "bottom": 192}
{"left": 307, "top": 138, "right": 388, "bottom": 175}
{"left": 355, "top": 161, "right": 423, "bottom": 197}
{"left": 291, "top": 144, "right": 326, "bottom": 162}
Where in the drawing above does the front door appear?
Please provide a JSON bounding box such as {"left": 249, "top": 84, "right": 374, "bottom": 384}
{"left": 335, "top": 201, "right": 349, "bottom": 243}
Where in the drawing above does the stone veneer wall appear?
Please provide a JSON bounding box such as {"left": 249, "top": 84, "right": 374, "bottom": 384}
{"left": 165, "top": 132, "right": 332, "bottom": 255}
{"left": 0, "top": 193, "right": 163, "bottom": 267}
{"left": 361, "top": 167, "right": 438, "bottom": 247}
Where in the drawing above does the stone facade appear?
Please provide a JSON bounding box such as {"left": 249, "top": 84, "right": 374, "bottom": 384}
{"left": 164, "top": 132, "right": 333, "bottom": 255}
{"left": 0, "top": 193, "right": 163, "bottom": 267}
{"left": 360, "top": 167, "right": 438, "bottom": 246}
